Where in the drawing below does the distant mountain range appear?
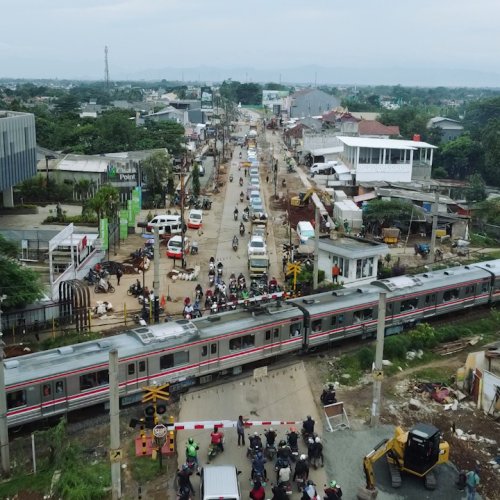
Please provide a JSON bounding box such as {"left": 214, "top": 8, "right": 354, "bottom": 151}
{"left": 112, "top": 64, "right": 500, "bottom": 88}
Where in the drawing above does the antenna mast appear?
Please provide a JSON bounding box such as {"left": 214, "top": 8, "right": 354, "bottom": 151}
{"left": 104, "top": 45, "right": 110, "bottom": 89}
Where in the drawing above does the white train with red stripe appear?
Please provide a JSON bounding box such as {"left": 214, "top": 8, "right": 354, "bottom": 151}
{"left": 5, "top": 259, "right": 500, "bottom": 427}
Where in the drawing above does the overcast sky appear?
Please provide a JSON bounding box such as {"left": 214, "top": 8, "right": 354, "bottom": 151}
{"left": 1, "top": 0, "right": 499, "bottom": 85}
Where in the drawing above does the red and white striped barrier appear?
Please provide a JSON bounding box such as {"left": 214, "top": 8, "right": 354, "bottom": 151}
{"left": 170, "top": 419, "right": 302, "bottom": 430}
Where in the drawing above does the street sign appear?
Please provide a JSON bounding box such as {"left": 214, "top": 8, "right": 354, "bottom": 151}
{"left": 373, "top": 370, "right": 384, "bottom": 380}
{"left": 142, "top": 384, "right": 170, "bottom": 403}
{"left": 109, "top": 448, "right": 123, "bottom": 462}
{"left": 153, "top": 424, "right": 168, "bottom": 439}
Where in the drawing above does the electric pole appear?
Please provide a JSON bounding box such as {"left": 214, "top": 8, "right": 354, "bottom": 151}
{"left": 429, "top": 190, "right": 439, "bottom": 263}
{"left": 109, "top": 349, "right": 121, "bottom": 499}
{"left": 153, "top": 226, "right": 160, "bottom": 323}
{"left": 313, "top": 207, "right": 320, "bottom": 290}
{"left": 370, "top": 291, "right": 387, "bottom": 427}
{"left": 0, "top": 294, "right": 11, "bottom": 477}
{"left": 104, "top": 46, "right": 110, "bottom": 90}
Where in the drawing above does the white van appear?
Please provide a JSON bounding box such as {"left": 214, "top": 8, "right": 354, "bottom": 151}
{"left": 310, "top": 161, "right": 338, "bottom": 175}
{"left": 200, "top": 465, "right": 241, "bottom": 500}
{"left": 146, "top": 214, "right": 182, "bottom": 235}
{"left": 296, "top": 221, "right": 315, "bottom": 243}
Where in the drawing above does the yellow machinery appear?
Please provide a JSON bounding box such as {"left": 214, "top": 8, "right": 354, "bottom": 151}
{"left": 362, "top": 423, "right": 449, "bottom": 493}
{"left": 291, "top": 188, "right": 327, "bottom": 207}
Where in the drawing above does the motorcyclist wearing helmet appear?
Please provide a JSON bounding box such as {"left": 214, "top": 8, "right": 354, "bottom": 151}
{"left": 302, "top": 480, "right": 317, "bottom": 500}
{"left": 277, "top": 459, "right": 291, "bottom": 484}
{"left": 293, "top": 454, "right": 309, "bottom": 482}
{"left": 302, "top": 415, "right": 315, "bottom": 435}
{"left": 252, "top": 451, "right": 267, "bottom": 480}
{"left": 287, "top": 426, "right": 299, "bottom": 449}
{"left": 177, "top": 463, "right": 195, "bottom": 495}
{"left": 271, "top": 482, "right": 288, "bottom": 500}
{"left": 324, "top": 480, "right": 343, "bottom": 500}
{"left": 276, "top": 439, "right": 290, "bottom": 463}
{"left": 210, "top": 425, "right": 224, "bottom": 452}
{"left": 185, "top": 437, "right": 199, "bottom": 464}
{"left": 313, "top": 436, "right": 324, "bottom": 466}
{"left": 265, "top": 428, "right": 277, "bottom": 447}
{"left": 249, "top": 431, "right": 263, "bottom": 451}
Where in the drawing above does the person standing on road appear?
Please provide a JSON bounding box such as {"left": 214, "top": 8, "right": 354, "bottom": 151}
{"left": 332, "top": 263, "right": 341, "bottom": 283}
{"left": 237, "top": 415, "right": 246, "bottom": 446}
{"left": 466, "top": 467, "right": 480, "bottom": 500}
{"left": 266, "top": 174, "right": 269, "bottom": 183}
{"left": 116, "top": 267, "right": 123, "bottom": 285}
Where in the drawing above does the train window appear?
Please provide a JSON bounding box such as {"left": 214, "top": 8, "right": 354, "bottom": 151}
{"left": 79, "top": 370, "right": 109, "bottom": 391}
{"left": 43, "top": 384, "right": 51, "bottom": 397}
{"left": 401, "top": 299, "right": 418, "bottom": 312}
{"left": 443, "top": 288, "right": 459, "bottom": 301}
{"left": 354, "top": 309, "right": 373, "bottom": 323}
{"left": 386, "top": 303, "right": 393, "bottom": 315}
{"left": 128, "top": 364, "right": 135, "bottom": 375}
{"left": 139, "top": 361, "right": 146, "bottom": 372}
{"left": 160, "top": 351, "right": 189, "bottom": 369}
{"left": 289, "top": 323, "right": 301, "bottom": 337}
{"left": 265, "top": 330, "right": 271, "bottom": 340}
{"left": 201, "top": 345, "right": 208, "bottom": 357}
{"left": 7, "top": 390, "right": 26, "bottom": 409}
{"left": 210, "top": 343, "right": 217, "bottom": 354}
{"left": 482, "top": 282, "right": 490, "bottom": 293}
{"left": 311, "top": 319, "right": 322, "bottom": 332}
{"left": 229, "top": 334, "right": 255, "bottom": 351}
{"left": 330, "top": 314, "right": 345, "bottom": 327}
{"left": 55, "top": 381, "right": 64, "bottom": 394}
{"left": 273, "top": 328, "right": 279, "bottom": 338}
{"left": 425, "top": 294, "right": 436, "bottom": 304}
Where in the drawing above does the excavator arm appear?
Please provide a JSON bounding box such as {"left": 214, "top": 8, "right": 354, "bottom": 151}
{"left": 363, "top": 438, "right": 392, "bottom": 490}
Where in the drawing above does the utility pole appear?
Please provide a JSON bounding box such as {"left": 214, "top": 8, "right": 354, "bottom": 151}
{"left": 0, "top": 294, "right": 10, "bottom": 477}
{"left": 429, "top": 190, "right": 439, "bottom": 263}
{"left": 370, "top": 291, "right": 387, "bottom": 427}
{"left": 180, "top": 165, "right": 186, "bottom": 269}
{"left": 153, "top": 226, "right": 160, "bottom": 323}
{"left": 109, "top": 349, "right": 121, "bottom": 499}
{"left": 313, "top": 207, "right": 320, "bottom": 290}
{"left": 104, "top": 46, "right": 110, "bottom": 90}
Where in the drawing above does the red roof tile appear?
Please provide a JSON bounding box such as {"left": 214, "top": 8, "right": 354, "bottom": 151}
{"left": 358, "top": 120, "right": 400, "bottom": 136}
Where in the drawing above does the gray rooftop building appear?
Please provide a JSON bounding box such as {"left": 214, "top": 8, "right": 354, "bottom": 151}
{"left": 0, "top": 110, "right": 37, "bottom": 207}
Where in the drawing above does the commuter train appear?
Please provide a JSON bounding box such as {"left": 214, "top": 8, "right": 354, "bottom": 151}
{"left": 5, "top": 259, "right": 500, "bottom": 428}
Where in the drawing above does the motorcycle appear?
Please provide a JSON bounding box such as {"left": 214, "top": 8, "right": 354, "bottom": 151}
{"left": 239, "top": 177, "right": 243, "bottom": 186}
{"left": 207, "top": 440, "right": 224, "bottom": 462}
{"left": 195, "top": 284, "right": 203, "bottom": 301}
{"left": 94, "top": 279, "right": 115, "bottom": 294}
{"left": 239, "top": 223, "right": 245, "bottom": 237}
{"left": 176, "top": 485, "right": 192, "bottom": 500}
{"left": 294, "top": 471, "right": 307, "bottom": 492}
{"left": 127, "top": 279, "right": 143, "bottom": 297}
{"left": 229, "top": 174, "right": 233, "bottom": 183}
{"left": 240, "top": 191, "right": 244, "bottom": 203}
{"left": 208, "top": 270, "right": 215, "bottom": 287}
{"left": 232, "top": 236, "right": 238, "bottom": 251}
{"left": 217, "top": 262, "right": 223, "bottom": 278}
{"left": 233, "top": 208, "right": 238, "bottom": 221}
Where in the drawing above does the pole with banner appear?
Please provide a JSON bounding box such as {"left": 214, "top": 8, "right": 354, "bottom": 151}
{"left": 127, "top": 200, "right": 134, "bottom": 230}
{"left": 119, "top": 210, "right": 128, "bottom": 240}
{"left": 100, "top": 218, "right": 109, "bottom": 251}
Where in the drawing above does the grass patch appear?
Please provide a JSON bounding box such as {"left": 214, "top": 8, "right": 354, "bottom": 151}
{"left": 41, "top": 330, "right": 103, "bottom": 350}
{"left": 0, "top": 470, "right": 52, "bottom": 497}
{"left": 128, "top": 440, "right": 165, "bottom": 483}
{"left": 412, "top": 366, "right": 456, "bottom": 384}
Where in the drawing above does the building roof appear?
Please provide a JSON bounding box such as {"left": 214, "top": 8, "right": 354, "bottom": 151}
{"left": 338, "top": 136, "right": 437, "bottom": 150}
{"left": 310, "top": 146, "right": 344, "bottom": 156}
{"left": 376, "top": 187, "right": 455, "bottom": 205}
{"left": 427, "top": 116, "right": 464, "bottom": 130}
{"left": 350, "top": 112, "right": 380, "bottom": 121}
{"left": 318, "top": 236, "right": 388, "bottom": 259}
{"left": 358, "top": 120, "right": 400, "bottom": 137}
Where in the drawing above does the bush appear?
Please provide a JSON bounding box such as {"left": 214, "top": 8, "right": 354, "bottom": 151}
{"left": 407, "top": 323, "right": 437, "bottom": 349}
{"left": 384, "top": 335, "right": 410, "bottom": 360}
{"left": 357, "top": 347, "right": 375, "bottom": 370}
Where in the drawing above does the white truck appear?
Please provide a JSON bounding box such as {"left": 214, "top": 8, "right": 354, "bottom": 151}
{"left": 248, "top": 253, "right": 270, "bottom": 278}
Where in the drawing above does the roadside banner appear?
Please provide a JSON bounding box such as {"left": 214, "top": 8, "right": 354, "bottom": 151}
{"left": 100, "top": 218, "right": 108, "bottom": 250}
{"left": 132, "top": 187, "right": 141, "bottom": 216}
{"left": 119, "top": 209, "right": 129, "bottom": 239}
{"left": 127, "top": 199, "right": 135, "bottom": 228}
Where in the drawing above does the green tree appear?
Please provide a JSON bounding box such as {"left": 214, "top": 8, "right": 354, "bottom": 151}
{"left": 0, "top": 236, "right": 44, "bottom": 309}
{"left": 363, "top": 199, "right": 421, "bottom": 232}
{"left": 440, "top": 134, "right": 483, "bottom": 180}
{"left": 87, "top": 185, "right": 120, "bottom": 220}
{"left": 466, "top": 173, "right": 487, "bottom": 204}
{"left": 54, "top": 94, "right": 81, "bottom": 116}
{"left": 480, "top": 118, "right": 500, "bottom": 186}
{"left": 191, "top": 164, "right": 200, "bottom": 197}
{"left": 236, "top": 83, "right": 263, "bottom": 105}
{"left": 141, "top": 151, "right": 172, "bottom": 201}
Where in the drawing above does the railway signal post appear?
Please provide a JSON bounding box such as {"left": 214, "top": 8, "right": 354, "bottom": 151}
{"left": 287, "top": 262, "right": 302, "bottom": 295}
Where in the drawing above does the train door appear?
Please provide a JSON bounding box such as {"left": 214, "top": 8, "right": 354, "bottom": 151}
{"left": 200, "top": 342, "right": 219, "bottom": 372}
{"left": 125, "top": 360, "right": 147, "bottom": 392}
{"left": 423, "top": 293, "right": 437, "bottom": 318}
{"left": 41, "top": 379, "right": 67, "bottom": 416}
{"left": 264, "top": 327, "right": 281, "bottom": 354}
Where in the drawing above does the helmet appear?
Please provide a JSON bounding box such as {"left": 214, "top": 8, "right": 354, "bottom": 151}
{"left": 254, "top": 431, "right": 259, "bottom": 436}
{"left": 257, "top": 452, "right": 263, "bottom": 459}
{"left": 182, "top": 464, "right": 189, "bottom": 471}
{"left": 307, "top": 415, "right": 312, "bottom": 420}
{"left": 300, "top": 454, "right": 306, "bottom": 461}
{"left": 270, "top": 427, "right": 274, "bottom": 432}
{"left": 188, "top": 437, "right": 194, "bottom": 444}
{"left": 279, "top": 439, "right": 287, "bottom": 447}
{"left": 307, "top": 480, "right": 315, "bottom": 486}
{"left": 315, "top": 437, "right": 321, "bottom": 443}
{"left": 329, "top": 480, "right": 337, "bottom": 488}
{"left": 308, "top": 437, "right": 314, "bottom": 444}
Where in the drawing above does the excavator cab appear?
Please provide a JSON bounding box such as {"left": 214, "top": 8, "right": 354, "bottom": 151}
{"left": 403, "top": 423, "right": 442, "bottom": 475}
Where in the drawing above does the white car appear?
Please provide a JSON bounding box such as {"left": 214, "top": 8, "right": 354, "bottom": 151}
{"left": 248, "top": 235, "right": 267, "bottom": 256}
{"left": 187, "top": 209, "right": 203, "bottom": 229}
{"left": 249, "top": 167, "right": 259, "bottom": 177}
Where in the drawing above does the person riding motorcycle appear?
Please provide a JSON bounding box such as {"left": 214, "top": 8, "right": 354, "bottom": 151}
{"left": 239, "top": 177, "right": 244, "bottom": 186}
{"left": 252, "top": 451, "right": 267, "bottom": 480}
{"left": 277, "top": 459, "right": 291, "bottom": 484}
{"left": 293, "top": 454, "right": 309, "bottom": 482}
{"left": 302, "top": 480, "right": 317, "bottom": 500}
{"left": 276, "top": 439, "right": 291, "bottom": 467}
{"left": 287, "top": 427, "right": 299, "bottom": 449}
{"left": 185, "top": 437, "right": 199, "bottom": 464}
{"left": 303, "top": 415, "right": 315, "bottom": 435}
{"left": 324, "top": 480, "right": 343, "bottom": 500}
{"left": 320, "top": 384, "right": 337, "bottom": 406}
{"left": 271, "top": 483, "right": 288, "bottom": 500}
{"left": 265, "top": 428, "right": 277, "bottom": 448}
{"left": 249, "top": 432, "right": 263, "bottom": 451}
{"left": 250, "top": 480, "right": 266, "bottom": 500}
{"left": 233, "top": 207, "right": 239, "bottom": 220}
{"left": 177, "top": 464, "right": 195, "bottom": 496}
{"left": 312, "top": 436, "right": 324, "bottom": 467}
{"left": 210, "top": 426, "right": 224, "bottom": 453}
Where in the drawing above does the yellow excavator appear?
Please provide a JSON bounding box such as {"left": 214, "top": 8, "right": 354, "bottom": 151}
{"left": 360, "top": 423, "right": 449, "bottom": 497}
{"left": 291, "top": 188, "right": 330, "bottom": 208}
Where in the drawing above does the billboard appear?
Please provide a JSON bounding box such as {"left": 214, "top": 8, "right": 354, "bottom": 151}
{"left": 201, "top": 87, "right": 213, "bottom": 110}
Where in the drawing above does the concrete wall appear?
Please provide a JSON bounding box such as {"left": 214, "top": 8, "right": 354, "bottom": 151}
{"left": 290, "top": 90, "right": 340, "bottom": 118}
{"left": 482, "top": 370, "right": 500, "bottom": 415}
{"left": 318, "top": 249, "right": 379, "bottom": 286}
{"left": 302, "top": 132, "right": 342, "bottom": 152}
{"left": 356, "top": 163, "right": 412, "bottom": 182}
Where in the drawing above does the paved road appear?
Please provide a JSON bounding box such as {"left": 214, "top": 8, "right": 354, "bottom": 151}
{"left": 176, "top": 362, "right": 327, "bottom": 498}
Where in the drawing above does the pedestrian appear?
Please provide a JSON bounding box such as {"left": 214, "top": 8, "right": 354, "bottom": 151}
{"left": 266, "top": 175, "right": 269, "bottom": 183}
{"left": 466, "top": 467, "right": 480, "bottom": 500}
{"left": 282, "top": 255, "right": 288, "bottom": 274}
{"left": 116, "top": 267, "right": 123, "bottom": 285}
{"left": 237, "top": 415, "right": 246, "bottom": 446}
{"left": 331, "top": 263, "right": 341, "bottom": 283}
{"left": 244, "top": 168, "right": 247, "bottom": 177}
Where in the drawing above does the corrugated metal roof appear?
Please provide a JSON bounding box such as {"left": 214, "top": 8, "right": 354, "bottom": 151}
{"left": 338, "top": 136, "right": 437, "bottom": 150}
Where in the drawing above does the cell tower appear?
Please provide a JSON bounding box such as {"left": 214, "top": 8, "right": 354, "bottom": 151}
{"left": 104, "top": 45, "right": 110, "bottom": 89}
